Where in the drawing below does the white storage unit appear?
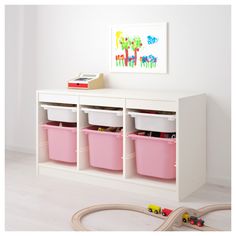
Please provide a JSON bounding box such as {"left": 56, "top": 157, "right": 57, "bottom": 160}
{"left": 36, "top": 88, "right": 206, "bottom": 201}
{"left": 81, "top": 107, "right": 123, "bottom": 127}
{"left": 41, "top": 104, "right": 77, "bottom": 123}
{"left": 128, "top": 111, "right": 176, "bottom": 132}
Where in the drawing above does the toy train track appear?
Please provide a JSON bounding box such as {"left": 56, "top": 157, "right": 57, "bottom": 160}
{"left": 71, "top": 203, "right": 230, "bottom": 231}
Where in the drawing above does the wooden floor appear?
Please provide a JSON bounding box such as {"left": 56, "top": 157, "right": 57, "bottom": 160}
{"left": 5, "top": 150, "right": 231, "bottom": 231}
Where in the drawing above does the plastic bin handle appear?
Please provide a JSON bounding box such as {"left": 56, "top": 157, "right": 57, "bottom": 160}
{"left": 41, "top": 104, "right": 77, "bottom": 112}
{"left": 128, "top": 113, "right": 137, "bottom": 118}
{"left": 168, "top": 117, "right": 176, "bottom": 121}
{"left": 116, "top": 111, "right": 123, "bottom": 117}
{"left": 128, "top": 134, "right": 137, "bottom": 141}
{"left": 82, "top": 129, "right": 89, "bottom": 135}
{"left": 81, "top": 107, "right": 123, "bottom": 116}
{"left": 41, "top": 124, "right": 48, "bottom": 130}
{"left": 128, "top": 111, "right": 176, "bottom": 120}
{"left": 81, "top": 109, "right": 89, "bottom": 114}
{"left": 168, "top": 140, "right": 176, "bottom": 144}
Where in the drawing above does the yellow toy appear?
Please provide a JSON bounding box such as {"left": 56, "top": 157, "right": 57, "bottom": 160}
{"left": 182, "top": 212, "right": 190, "bottom": 223}
{"left": 147, "top": 204, "right": 161, "bottom": 214}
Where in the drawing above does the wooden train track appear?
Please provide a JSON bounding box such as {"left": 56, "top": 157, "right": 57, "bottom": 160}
{"left": 71, "top": 203, "right": 231, "bottom": 231}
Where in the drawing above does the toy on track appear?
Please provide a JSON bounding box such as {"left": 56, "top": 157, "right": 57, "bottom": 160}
{"left": 71, "top": 203, "right": 231, "bottom": 231}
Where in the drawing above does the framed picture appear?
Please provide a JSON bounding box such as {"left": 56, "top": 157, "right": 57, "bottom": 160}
{"left": 110, "top": 23, "right": 167, "bottom": 74}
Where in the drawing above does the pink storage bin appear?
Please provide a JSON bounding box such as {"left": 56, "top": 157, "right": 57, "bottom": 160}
{"left": 129, "top": 133, "right": 176, "bottom": 179}
{"left": 42, "top": 121, "right": 77, "bottom": 163}
{"left": 83, "top": 126, "right": 123, "bottom": 170}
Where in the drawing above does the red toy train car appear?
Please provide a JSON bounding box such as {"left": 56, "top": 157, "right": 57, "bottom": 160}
{"left": 161, "top": 208, "right": 173, "bottom": 216}
{"left": 189, "top": 216, "right": 205, "bottom": 227}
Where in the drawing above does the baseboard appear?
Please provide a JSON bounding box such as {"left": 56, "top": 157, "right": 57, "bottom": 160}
{"left": 207, "top": 176, "right": 231, "bottom": 188}
{"left": 5, "top": 145, "right": 36, "bottom": 155}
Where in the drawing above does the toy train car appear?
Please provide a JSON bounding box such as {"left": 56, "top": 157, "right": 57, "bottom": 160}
{"left": 147, "top": 204, "right": 172, "bottom": 216}
{"left": 147, "top": 204, "right": 204, "bottom": 227}
{"left": 147, "top": 204, "right": 161, "bottom": 214}
{"left": 189, "top": 216, "right": 204, "bottom": 227}
{"left": 162, "top": 208, "right": 173, "bottom": 216}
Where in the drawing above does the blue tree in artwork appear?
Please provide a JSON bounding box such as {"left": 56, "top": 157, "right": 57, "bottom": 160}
{"left": 147, "top": 35, "right": 158, "bottom": 45}
{"left": 140, "top": 55, "right": 157, "bottom": 68}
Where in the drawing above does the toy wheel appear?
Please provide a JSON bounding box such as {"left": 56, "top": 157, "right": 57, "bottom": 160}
{"left": 154, "top": 210, "right": 158, "bottom": 214}
{"left": 183, "top": 218, "right": 187, "bottom": 223}
{"left": 148, "top": 208, "right": 152, "bottom": 212}
{"left": 162, "top": 212, "right": 166, "bottom": 216}
{"left": 190, "top": 220, "right": 194, "bottom": 225}
{"left": 197, "top": 222, "right": 203, "bottom": 227}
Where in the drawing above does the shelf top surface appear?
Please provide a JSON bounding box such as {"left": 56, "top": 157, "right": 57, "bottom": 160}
{"left": 37, "top": 88, "right": 205, "bottom": 101}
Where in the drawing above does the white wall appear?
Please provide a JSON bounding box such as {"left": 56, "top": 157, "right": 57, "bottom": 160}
{"left": 5, "top": 5, "right": 231, "bottom": 186}
{"left": 5, "top": 6, "right": 37, "bottom": 153}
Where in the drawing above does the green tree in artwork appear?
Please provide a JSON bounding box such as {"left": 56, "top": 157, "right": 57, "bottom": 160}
{"left": 119, "top": 37, "right": 131, "bottom": 66}
{"left": 130, "top": 36, "right": 143, "bottom": 66}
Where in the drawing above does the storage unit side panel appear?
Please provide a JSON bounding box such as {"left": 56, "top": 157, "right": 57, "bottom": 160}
{"left": 36, "top": 92, "right": 39, "bottom": 175}
{"left": 37, "top": 95, "right": 50, "bottom": 165}
{"left": 177, "top": 94, "right": 206, "bottom": 200}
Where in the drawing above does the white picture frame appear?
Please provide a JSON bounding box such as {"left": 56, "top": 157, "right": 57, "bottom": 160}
{"left": 110, "top": 23, "right": 168, "bottom": 74}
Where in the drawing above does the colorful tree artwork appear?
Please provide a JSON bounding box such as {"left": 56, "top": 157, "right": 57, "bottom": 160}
{"left": 119, "top": 36, "right": 131, "bottom": 66}
{"left": 111, "top": 23, "right": 167, "bottom": 73}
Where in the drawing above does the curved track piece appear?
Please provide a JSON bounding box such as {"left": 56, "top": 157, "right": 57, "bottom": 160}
{"left": 197, "top": 204, "right": 231, "bottom": 217}
{"left": 71, "top": 204, "right": 150, "bottom": 231}
{"left": 71, "top": 203, "right": 231, "bottom": 231}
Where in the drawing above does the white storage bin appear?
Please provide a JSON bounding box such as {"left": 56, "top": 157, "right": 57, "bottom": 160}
{"left": 41, "top": 104, "right": 77, "bottom": 123}
{"left": 128, "top": 111, "right": 176, "bottom": 132}
{"left": 81, "top": 107, "right": 123, "bottom": 127}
